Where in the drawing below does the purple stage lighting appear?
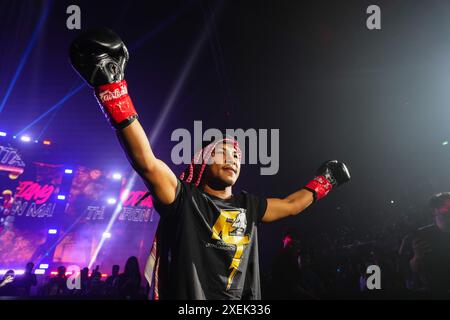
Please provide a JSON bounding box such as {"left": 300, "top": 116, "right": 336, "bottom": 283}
{"left": 48, "top": 229, "right": 57, "bottom": 234}
{"left": 107, "top": 198, "right": 117, "bottom": 205}
{"left": 0, "top": 131, "right": 6, "bottom": 137}
{"left": 34, "top": 269, "right": 46, "bottom": 275}
{"left": 102, "top": 232, "right": 111, "bottom": 239}
{"left": 64, "top": 169, "right": 73, "bottom": 174}
{"left": 112, "top": 173, "right": 122, "bottom": 180}
{"left": 39, "top": 264, "right": 49, "bottom": 269}
{"left": 57, "top": 195, "right": 66, "bottom": 200}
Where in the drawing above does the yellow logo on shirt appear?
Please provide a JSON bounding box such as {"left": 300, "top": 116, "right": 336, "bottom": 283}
{"left": 211, "top": 209, "right": 250, "bottom": 290}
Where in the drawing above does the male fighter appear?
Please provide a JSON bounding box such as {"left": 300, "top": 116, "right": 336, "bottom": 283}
{"left": 69, "top": 28, "right": 350, "bottom": 300}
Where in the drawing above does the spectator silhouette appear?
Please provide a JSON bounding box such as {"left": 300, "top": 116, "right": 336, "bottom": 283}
{"left": 270, "top": 227, "right": 319, "bottom": 299}
{"left": 47, "top": 266, "right": 67, "bottom": 296}
{"left": 105, "top": 265, "right": 120, "bottom": 297}
{"left": 118, "top": 257, "right": 141, "bottom": 299}
{"left": 15, "top": 262, "right": 37, "bottom": 297}
{"left": 79, "top": 267, "right": 90, "bottom": 295}
{"left": 88, "top": 265, "right": 104, "bottom": 296}
{"left": 403, "top": 193, "right": 450, "bottom": 298}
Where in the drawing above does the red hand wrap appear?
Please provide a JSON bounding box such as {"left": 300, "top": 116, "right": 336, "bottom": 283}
{"left": 94, "top": 80, "right": 137, "bottom": 129}
{"left": 304, "top": 175, "right": 333, "bottom": 201}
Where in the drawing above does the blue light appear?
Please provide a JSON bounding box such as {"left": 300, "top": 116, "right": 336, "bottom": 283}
{"left": 64, "top": 169, "right": 73, "bottom": 174}
{"left": 57, "top": 195, "right": 66, "bottom": 200}
{"left": 0, "top": 1, "right": 51, "bottom": 114}
{"left": 39, "top": 264, "right": 49, "bottom": 269}
{"left": 48, "top": 229, "right": 57, "bottom": 234}
{"left": 0, "top": 131, "right": 6, "bottom": 137}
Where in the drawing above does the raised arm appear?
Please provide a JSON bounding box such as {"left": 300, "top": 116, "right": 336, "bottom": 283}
{"left": 116, "top": 120, "right": 177, "bottom": 204}
{"left": 262, "top": 160, "right": 350, "bottom": 222}
{"left": 69, "top": 28, "right": 177, "bottom": 205}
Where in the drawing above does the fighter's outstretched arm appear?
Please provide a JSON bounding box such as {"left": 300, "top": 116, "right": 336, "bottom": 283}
{"left": 262, "top": 190, "right": 314, "bottom": 222}
{"left": 261, "top": 160, "right": 350, "bottom": 222}
{"left": 69, "top": 28, "right": 177, "bottom": 205}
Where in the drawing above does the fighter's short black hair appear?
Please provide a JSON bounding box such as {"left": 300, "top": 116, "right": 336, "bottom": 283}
{"left": 429, "top": 192, "right": 450, "bottom": 209}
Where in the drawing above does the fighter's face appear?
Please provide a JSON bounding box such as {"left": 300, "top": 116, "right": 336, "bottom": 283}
{"left": 204, "top": 143, "right": 241, "bottom": 188}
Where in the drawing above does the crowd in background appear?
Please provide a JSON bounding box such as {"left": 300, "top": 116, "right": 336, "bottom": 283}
{"left": 1, "top": 193, "right": 449, "bottom": 300}
{"left": 263, "top": 192, "right": 450, "bottom": 299}
{"left": 0, "top": 257, "right": 145, "bottom": 299}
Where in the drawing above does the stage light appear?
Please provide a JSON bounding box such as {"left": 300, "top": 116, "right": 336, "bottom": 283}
{"left": 48, "top": 229, "right": 58, "bottom": 234}
{"left": 12, "top": 136, "right": 16, "bottom": 139}
{"left": 101, "top": 274, "right": 108, "bottom": 278}
{"left": 107, "top": 198, "right": 117, "bottom": 205}
{"left": 34, "top": 140, "right": 38, "bottom": 143}
{"left": 390, "top": 200, "right": 395, "bottom": 204}
{"left": 43, "top": 140, "right": 51, "bottom": 145}
{"left": 442, "top": 141, "right": 448, "bottom": 146}
{"left": 64, "top": 169, "right": 73, "bottom": 174}
{"left": 20, "top": 135, "right": 31, "bottom": 142}
{"left": 102, "top": 232, "right": 111, "bottom": 239}
{"left": 50, "top": 271, "right": 57, "bottom": 276}
{"left": 39, "top": 264, "right": 49, "bottom": 269}
{"left": 35, "top": 269, "right": 45, "bottom": 275}
{"left": 112, "top": 173, "right": 122, "bottom": 180}
{"left": 0, "top": 131, "right": 6, "bottom": 137}
{"left": 57, "top": 195, "right": 66, "bottom": 200}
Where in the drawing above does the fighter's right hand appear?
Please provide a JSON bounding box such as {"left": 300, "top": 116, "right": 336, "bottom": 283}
{"left": 69, "top": 28, "right": 138, "bottom": 129}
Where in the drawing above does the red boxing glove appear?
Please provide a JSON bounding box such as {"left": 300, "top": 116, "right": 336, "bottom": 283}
{"left": 94, "top": 80, "right": 138, "bottom": 129}
{"left": 304, "top": 175, "right": 333, "bottom": 202}
{"left": 303, "top": 160, "right": 350, "bottom": 202}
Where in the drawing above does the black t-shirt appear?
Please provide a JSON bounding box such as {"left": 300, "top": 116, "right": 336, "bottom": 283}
{"left": 153, "top": 180, "right": 267, "bottom": 300}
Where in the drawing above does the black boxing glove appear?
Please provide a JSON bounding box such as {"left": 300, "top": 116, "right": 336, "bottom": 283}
{"left": 303, "top": 160, "right": 350, "bottom": 202}
{"left": 69, "top": 28, "right": 137, "bottom": 129}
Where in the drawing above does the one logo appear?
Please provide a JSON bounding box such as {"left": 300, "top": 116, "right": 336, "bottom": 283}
{"left": 99, "top": 86, "right": 128, "bottom": 102}
{"left": 211, "top": 209, "right": 250, "bottom": 290}
{"left": 66, "top": 265, "right": 81, "bottom": 290}
{"left": 366, "top": 5, "right": 381, "bottom": 30}
{"left": 366, "top": 265, "right": 381, "bottom": 290}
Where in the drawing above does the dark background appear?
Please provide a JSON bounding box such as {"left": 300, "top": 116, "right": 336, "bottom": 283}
{"left": 1, "top": 0, "right": 450, "bottom": 272}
